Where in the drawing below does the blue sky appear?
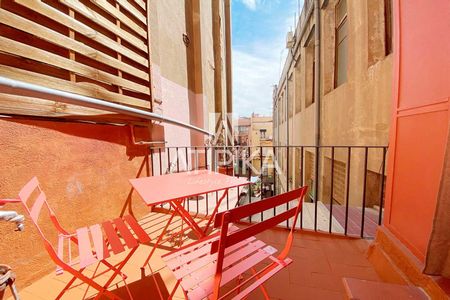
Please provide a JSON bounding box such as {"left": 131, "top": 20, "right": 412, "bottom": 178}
{"left": 232, "top": 0, "right": 303, "bottom": 117}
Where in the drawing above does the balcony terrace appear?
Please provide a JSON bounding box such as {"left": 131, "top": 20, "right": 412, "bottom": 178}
{"left": 1, "top": 145, "right": 432, "bottom": 300}
{"left": 4, "top": 212, "right": 394, "bottom": 300}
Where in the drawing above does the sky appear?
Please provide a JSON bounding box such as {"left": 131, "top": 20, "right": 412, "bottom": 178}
{"left": 232, "top": 0, "right": 303, "bottom": 118}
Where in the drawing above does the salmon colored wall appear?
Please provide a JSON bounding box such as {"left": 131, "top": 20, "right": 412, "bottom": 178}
{"left": 0, "top": 118, "right": 153, "bottom": 288}
{"left": 384, "top": 0, "right": 450, "bottom": 261}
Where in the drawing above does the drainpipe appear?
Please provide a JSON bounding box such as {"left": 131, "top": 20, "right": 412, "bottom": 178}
{"left": 0, "top": 76, "right": 214, "bottom": 137}
{"left": 224, "top": 0, "right": 233, "bottom": 146}
{"left": 314, "top": 0, "right": 321, "bottom": 147}
{"left": 313, "top": 0, "right": 321, "bottom": 229}
{"left": 285, "top": 80, "right": 289, "bottom": 148}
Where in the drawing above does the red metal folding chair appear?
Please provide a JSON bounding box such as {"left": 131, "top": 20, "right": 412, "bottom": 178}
{"left": 162, "top": 186, "right": 308, "bottom": 300}
{"left": 5, "top": 177, "right": 151, "bottom": 300}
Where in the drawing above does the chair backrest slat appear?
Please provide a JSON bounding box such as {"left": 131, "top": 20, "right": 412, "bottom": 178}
{"left": 17, "top": 178, "right": 66, "bottom": 256}
{"left": 29, "top": 191, "right": 47, "bottom": 223}
{"left": 211, "top": 206, "right": 298, "bottom": 254}
{"left": 213, "top": 188, "right": 304, "bottom": 229}
{"left": 18, "top": 176, "right": 39, "bottom": 204}
{"left": 210, "top": 187, "right": 307, "bottom": 255}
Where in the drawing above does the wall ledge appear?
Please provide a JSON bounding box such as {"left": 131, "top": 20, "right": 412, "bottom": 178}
{"left": 368, "top": 226, "right": 450, "bottom": 299}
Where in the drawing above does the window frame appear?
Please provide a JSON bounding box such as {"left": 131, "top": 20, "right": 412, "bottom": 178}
{"left": 334, "top": 0, "right": 348, "bottom": 88}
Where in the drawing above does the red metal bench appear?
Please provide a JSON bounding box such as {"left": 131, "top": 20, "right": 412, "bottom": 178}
{"left": 4, "top": 177, "right": 151, "bottom": 300}
{"left": 162, "top": 186, "right": 308, "bottom": 300}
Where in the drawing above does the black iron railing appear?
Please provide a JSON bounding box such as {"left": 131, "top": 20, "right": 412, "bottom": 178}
{"left": 146, "top": 145, "right": 388, "bottom": 239}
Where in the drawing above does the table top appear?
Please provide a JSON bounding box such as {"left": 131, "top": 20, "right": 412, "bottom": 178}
{"left": 130, "top": 170, "right": 250, "bottom": 206}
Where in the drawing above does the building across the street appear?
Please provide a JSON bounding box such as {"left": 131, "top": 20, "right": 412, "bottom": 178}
{"left": 273, "top": 0, "right": 392, "bottom": 207}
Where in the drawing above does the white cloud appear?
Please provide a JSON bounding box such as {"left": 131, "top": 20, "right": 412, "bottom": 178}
{"left": 232, "top": 0, "right": 301, "bottom": 117}
{"left": 241, "top": 0, "right": 257, "bottom": 10}
{"left": 232, "top": 41, "right": 287, "bottom": 117}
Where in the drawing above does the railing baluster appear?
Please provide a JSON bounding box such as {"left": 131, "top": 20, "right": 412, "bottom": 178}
{"left": 360, "top": 147, "right": 369, "bottom": 238}
{"left": 345, "top": 147, "right": 351, "bottom": 236}
{"left": 314, "top": 146, "right": 320, "bottom": 232}
{"left": 329, "top": 147, "right": 335, "bottom": 233}
{"left": 260, "top": 146, "right": 263, "bottom": 222}
{"left": 186, "top": 148, "right": 190, "bottom": 212}
{"left": 226, "top": 190, "right": 229, "bottom": 211}
{"left": 300, "top": 146, "right": 304, "bottom": 229}
{"left": 158, "top": 148, "right": 162, "bottom": 176}
{"left": 233, "top": 146, "right": 241, "bottom": 177}
{"left": 205, "top": 146, "right": 208, "bottom": 170}
{"left": 185, "top": 147, "right": 189, "bottom": 171}
{"left": 194, "top": 147, "right": 198, "bottom": 170}
{"left": 273, "top": 146, "right": 277, "bottom": 217}
{"left": 150, "top": 148, "right": 154, "bottom": 176}
{"left": 378, "top": 147, "right": 387, "bottom": 225}
{"left": 231, "top": 147, "right": 236, "bottom": 177}
{"left": 167, "top": 147, "right": 171, "bottom": 173}
{"left": 158, "top": 147, "right": 163, "bottom": 209}
{"left": 176, "top": 147, "right": 180, "bottom": 173}
{"left": 247, "top": 147, "right": 252, "bottom": 223}
{"left": 236, "top": 186, "right": 240, "bottom": 208}
{"left": 286, "top": 146, "right": 290, "bottom": 228}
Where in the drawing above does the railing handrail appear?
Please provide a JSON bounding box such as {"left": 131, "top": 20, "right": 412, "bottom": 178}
{"left": 150, "top": 145, "right": 388, "bottom": 149}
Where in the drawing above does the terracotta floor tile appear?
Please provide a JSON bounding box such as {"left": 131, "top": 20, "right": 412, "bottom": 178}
{"left": 310, "top": 272, "right": 346, "bottom": 293}
{"left": 289, "top": 256, "right": 332, "bottom": 278}
{"left": 283, "top": 285, "right": 344, "bottom": 300}
{"left": 288, "top": 245, "right": 327, "bottom": 260}
{"left": 11, "top": 290, "right": 47, "bottom": 300}
{"left": 292, "top": 238, "right": 327, "bottom": 250}
{"left": 329, "top": 262, "right": 381, "bottom": 282}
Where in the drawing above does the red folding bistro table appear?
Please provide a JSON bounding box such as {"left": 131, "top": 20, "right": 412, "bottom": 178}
{"left": 129, "top": 170, "right": 250, "bottom": 269}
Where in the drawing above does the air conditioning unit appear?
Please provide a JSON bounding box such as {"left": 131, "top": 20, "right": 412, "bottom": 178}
{"left": 286, "top": 31, "right": 295, "bottom": 49}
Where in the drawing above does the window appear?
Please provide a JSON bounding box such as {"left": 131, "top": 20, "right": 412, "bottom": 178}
{"left": 335, "top": 0, "right": 348, "bottom": 87}
{"left": 238, "top": 126, "right": 249, "bottom": 133}
{"left": 260, "top": 129, "right": 267, "bottom": 139}
{"left": 384, "top": 0, "right": 393, "bottom": 55}
{"left": 288, "top": 73, "right": 294, "bottom": 118}
{"left": 305, "top": 30, "right": 315, "bottom": 108}
{"left": 324, "top": 158, "right": 346, "bottom": 205}
{"left": 295, "top": 63, "right": 302, "bottom": 113}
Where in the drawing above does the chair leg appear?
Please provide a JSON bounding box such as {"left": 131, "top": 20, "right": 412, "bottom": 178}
{"left": 55, "top": 274, "right": 78, "bottom": 300}
{"left": 61, "top": 267, "right": 120, "bottom": 300}
{"left": 168, "top": 280, "right": 183, "bottom": 300}
{"left": 236, "top": 274, "right": 244, "bottom": 295}
{"left": 95, "top": 247, "right": 137, "bottom": 299}
{"left": 250, "top": 268, "right": 270, "bottom": 300}
{"left": 141, "top": 210, "right": 177, "bottom": 274}
{"left": 101, "top": 260, "right": 128, "bottom": 280}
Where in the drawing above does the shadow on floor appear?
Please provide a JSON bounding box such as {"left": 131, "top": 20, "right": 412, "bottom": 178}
{"left": 87, "top": 272, "right": 169, "bottom": 300}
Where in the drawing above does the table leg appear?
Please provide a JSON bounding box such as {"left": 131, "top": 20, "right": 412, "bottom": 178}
{"left": 203, "top": 188, "right": 229, "bottom": 234}
{"left": 172, "top": 200, "right": 205, "bottom": 239}
{"left": 141, "top": 208, "right": 177, "bottom": 272}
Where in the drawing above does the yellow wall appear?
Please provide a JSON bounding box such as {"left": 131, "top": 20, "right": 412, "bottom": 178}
{"left": 249, "top": 115, "right": 273, "bottom": 175}
{"left": 273, "top": 0, "right": 392, "bottom": 205}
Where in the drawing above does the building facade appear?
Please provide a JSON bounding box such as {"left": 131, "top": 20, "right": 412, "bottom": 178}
{"left": 234, "top": 116, "right": 251, "bottom": 146}
{"left": 248, "top": 114, "right": 273, "bottom": 176}
{"left": 0, "top": 0, "right": 231, "bottom": 288}
{"left": 273, "top": 0, "right": 392, "bottom": 208}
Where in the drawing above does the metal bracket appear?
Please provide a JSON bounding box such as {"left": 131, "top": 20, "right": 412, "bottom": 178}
{"left": 130, "top": 125, "right": 166, "bottom": 146}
